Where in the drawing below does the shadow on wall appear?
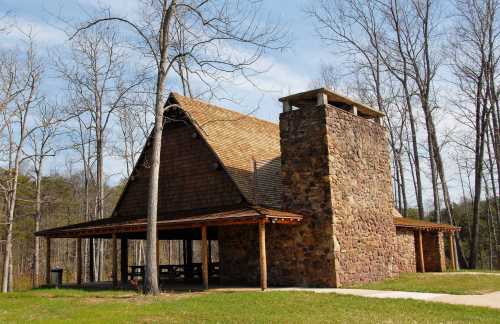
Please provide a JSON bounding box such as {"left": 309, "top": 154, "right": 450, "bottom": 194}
{"left": 224, "top": 156, "right": 282, "bottom": 209}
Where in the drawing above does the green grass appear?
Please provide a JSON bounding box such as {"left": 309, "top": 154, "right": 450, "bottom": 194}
{"left": 0, "top": 289, "right": 499, "bottom": 323}
{"left": 358, "top": 273, "right": 500, "bottom": 295}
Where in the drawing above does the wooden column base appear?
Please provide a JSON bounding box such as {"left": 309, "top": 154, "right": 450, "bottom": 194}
{"left": 112, "top": 233, "right": 117, "bottom": 289}
{"left": 259, "top": 219, "right": 267, "bottom": 290}
{"left": 201, "top": 225, "right": 209, "bottom": 290}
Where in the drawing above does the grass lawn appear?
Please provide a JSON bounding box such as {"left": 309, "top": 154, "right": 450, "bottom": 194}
{"left": 358, "top": 272, "right": 500, "bottom": 295}
{"left": 0, "top": 289, "right": 500, "bottom": 323}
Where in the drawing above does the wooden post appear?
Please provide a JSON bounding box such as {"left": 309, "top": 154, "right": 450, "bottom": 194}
{"left": 208, "top": 240, "right": 212, "bottom": 265}
{"left": 186, "top": 240, "right": 193, "bottom": 280}
{"left": 45, "top": 237, "right": 51, "bottom": 285}
{"left": 417, "top": 230, "right": 425, "bottom": 273}
{"left": 89, "top": 238, "right": 95, "bottom": 282}
{"left": 76, "top": 238, "right": 82, "bottom": 285}
{"left": 259, "top": 219, "right": 267, "bottom": 291}
{"left": 156, "top": 236, "right": 160, "bottom": 284}
{"left": 120, "top": 238, "right": 128, "bottom": 285}
{"left": 112, "top": 233, "right": 117, "bottom": 289}
{"left": 450, "top": 232, "right": 458, "bottom": 271}
{"left": 156, "top": 237, "right": 160, "bottom": 268}
{"left": 201, "top": 225, "right": 209, "bottom": 290}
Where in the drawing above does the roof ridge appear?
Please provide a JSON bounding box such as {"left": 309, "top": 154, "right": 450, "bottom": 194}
{"left": 170, "top": 92, "right": 279, "bottom": 127}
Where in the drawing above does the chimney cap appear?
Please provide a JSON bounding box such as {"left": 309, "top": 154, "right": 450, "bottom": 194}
{"left": 279, "top": 87, "right": 385, "bottom": 119}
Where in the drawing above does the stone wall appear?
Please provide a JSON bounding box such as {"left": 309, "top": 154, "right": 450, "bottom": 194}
{"left": 218, "top": 224, "right": 259, "bottom": 285}
{"left": 218, "top": 223, "right": 309, "bottom": 287}
{"left": 273, "top": 105, "right": 337, "bottom": 287}
{"left": 423, "top": 232, "right": 446, "bottom": 272}
{"left": 266, "top": 103, "right": 397, "bottom": 287}
{"left": 394, "top": 228, "right": 416, "bottom": 273}
{"left": 325, "top": 107, "right": 397, "bottom": 286}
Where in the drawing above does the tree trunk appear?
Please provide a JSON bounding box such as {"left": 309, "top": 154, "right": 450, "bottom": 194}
{"left": 33, "top": 164, "right": 43, "bottom": 288}
{"left": 144, "top": 0, "right": 176, "bottom": 296}
{"left": 2, "top": 155, "right": 21, "bottom": 292}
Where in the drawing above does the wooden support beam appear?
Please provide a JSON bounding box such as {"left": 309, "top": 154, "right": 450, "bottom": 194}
{"left": 450, "top": 232, "right": 458, "bottom": 271}
{"left": 186, "top": 239, "right": 193, "bottom": 280}
{"left": 417, "top": 230, "right": 425, "bottom": 273}
{"left": 76, "top": 238, "right": 82, "bottom": 285}
{"left": 45, "top": 237, "right": 51, "bottom": 285}
{"left": 112, "top": 233, "right": 117, "bottom": 289}
{"left": 186, "top": 240, "right": 193, "bottom": 265}
{"left": 156, "top": 236, "right": 160, "bottom": 269}
{"left": 448, "top": 232, "right": 456, "bottom": 271}
{"left": 120, "top": 238, "right": 128, "bottom": 284}
{"left": 259, "top": 219, "right": 267, "bottom": 291}
{"left": 89, "top": 238, "right": 95, "bottom": 282}
{"left": 201, "top": 225, "right": 209, "bottom": 290}
{"left": 208, "top": 240, "right": 212, "bottom": 265}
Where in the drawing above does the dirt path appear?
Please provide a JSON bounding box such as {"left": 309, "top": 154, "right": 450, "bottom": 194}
{"left": 272, "top": 288, "right": 500, "bottom": 310}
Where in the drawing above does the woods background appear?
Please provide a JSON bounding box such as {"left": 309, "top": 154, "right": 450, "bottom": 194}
{"left": 1, "top": 0, "right": 500, "bottom": 292}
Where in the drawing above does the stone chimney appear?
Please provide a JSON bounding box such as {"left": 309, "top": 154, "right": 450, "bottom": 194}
{"left": 277, "top": 88, "right": 396, "bottom": 287}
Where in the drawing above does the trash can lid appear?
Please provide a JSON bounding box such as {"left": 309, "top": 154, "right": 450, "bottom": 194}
{"left": 51, "top": 268, "right": 63, "bottom": 272}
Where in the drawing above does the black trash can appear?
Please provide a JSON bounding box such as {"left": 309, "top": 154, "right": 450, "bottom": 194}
{"left": 50, "top": 268, "right": 63, "bottom": 288}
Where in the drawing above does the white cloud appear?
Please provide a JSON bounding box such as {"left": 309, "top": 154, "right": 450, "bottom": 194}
{"left": 0, "top": 16, "right": 66, "bottom": 47}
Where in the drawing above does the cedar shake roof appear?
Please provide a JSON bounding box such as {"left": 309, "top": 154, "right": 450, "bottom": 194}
{"left": 170, "top": 93, "right": 281, "bottom": 207}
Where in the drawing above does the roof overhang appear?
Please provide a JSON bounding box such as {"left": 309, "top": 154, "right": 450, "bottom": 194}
{"left": 394, "top": 217, "right": 461, "bottom": 233}
{"left": 35, "top": 206, "right": 302, "bottom": 238}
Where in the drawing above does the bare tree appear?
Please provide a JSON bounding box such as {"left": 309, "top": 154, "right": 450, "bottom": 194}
{"left": 56, "top": 24, "right": 144, "bottom": 280}
{"left": 26, "top": 102, "right": 59, "bottom": 287}
{"left": 451, "top": 0, "right": 498, "bottom": 268}
{"left": 306, "top": 0, "right": 412, "bottom": 216}
{"left": 72, "top": 0, "right": 288, "bottom": 294}
{"left": 0, "top": 42, "right": 42, "bottom": 292}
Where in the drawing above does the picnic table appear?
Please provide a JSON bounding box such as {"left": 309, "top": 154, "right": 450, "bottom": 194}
{"left": 129, "top": 263, "right": 219, "bottom": 281}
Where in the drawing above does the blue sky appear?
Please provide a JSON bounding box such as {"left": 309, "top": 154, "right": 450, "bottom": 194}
{"left": 1, "top": 0, "right": 331, "bottom": 122}
{"left": 1, "top": 0, "right": 336, "bottom": 185}
{"left": 2, "top": 0, "right": 464, "bottom": 208}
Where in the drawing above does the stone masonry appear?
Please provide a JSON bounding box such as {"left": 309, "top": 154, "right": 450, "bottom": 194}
{"left": 422, "top": 232, "right": 446, "bottom": 272}
{"left": 273, "top": 104, "right": 337, "bottom": 286}
{"left": 275, "top": 103, "right": 397, "bottom": 287}
{"left": 219, "top": 105, "right": 338, "bottom": 287}
{"left": 395, "top": 228, "right": 417, "bottom": 273}
{"left": 325, "top": 106, "right": 397, "bottom": 285}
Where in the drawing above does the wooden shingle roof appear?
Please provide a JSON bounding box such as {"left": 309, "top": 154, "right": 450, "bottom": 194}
{"left": 170, "top": 93, "right": 281, "bottom": 206}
